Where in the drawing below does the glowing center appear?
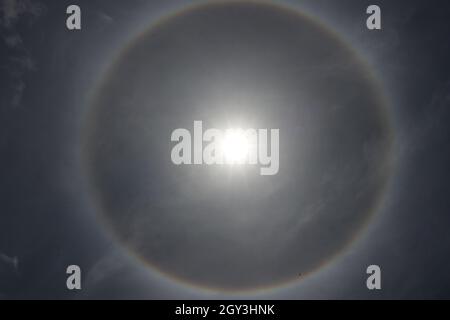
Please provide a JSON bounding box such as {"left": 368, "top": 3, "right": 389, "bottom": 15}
{"left": 221, "top": 129, "right": 250, "bottom": 164}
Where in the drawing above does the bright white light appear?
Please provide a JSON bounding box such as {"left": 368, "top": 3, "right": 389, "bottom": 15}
{"left": 221, "top": 129, "right": 249, "bottom": 164}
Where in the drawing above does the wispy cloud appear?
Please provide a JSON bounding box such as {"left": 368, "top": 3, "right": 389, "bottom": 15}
{"left": 84, "top": 248, "right": 128, "bottom": 291}
{"left": 0, "top": 252, "right": 19, "bottom": 273}
{"left": 0, "top": 0, "right": 45, "bottom": 28}
{"left": 4, "top": 33, "right": 21, "bottom": 47}
{"left": 399, "top": 80, "right": 450, "bottom": 158}
{"left": 0, "top": 0, "right": 45, "bottom": 108}
{"left": 98, "top": 11, "right": 113, "bottom": 24}
{"left": 0, "top": 252, "right": 19, "bottom": 298}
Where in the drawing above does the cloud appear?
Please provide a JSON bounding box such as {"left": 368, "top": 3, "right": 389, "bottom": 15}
{"left": 10, "top": 55, "right": 35, "bottom": 71}
{"left": 0, "top": 0, "right": 45, "bottom": 108}
{"left": 10, "top": 81, "right": 25, "bottom": 107}
{"left": 0, "top": 252, "right": 19, "bottom": 272}
{"left": 0, "top": 0, "right": 45, "bottom": 28}
{"left": 398, "top": 80, "right": 450, "bottom": 158}
{"left": 84, "top": 248, "right": 128, "bottom": 292}
{"left": 4, "top": 33, "right": 21, "bottom": 47}
{"left": 0, "top": 253, "right": 20, "bottom": 298}
{"left": 98, "top": 12, "right": 114, "bottom": 24}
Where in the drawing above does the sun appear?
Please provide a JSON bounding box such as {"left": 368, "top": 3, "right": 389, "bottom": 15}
{"left": 221, "top": 129, "right": 250, "bottom": 164}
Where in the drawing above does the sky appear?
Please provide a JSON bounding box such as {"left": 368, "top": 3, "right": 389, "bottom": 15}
{"left": 1, "top": 0, "right": 450, "bottom": 299}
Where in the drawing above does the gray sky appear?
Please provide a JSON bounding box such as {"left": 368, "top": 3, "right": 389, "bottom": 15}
{"left": 1, "top": 0, "right": 450, "bottom": 299}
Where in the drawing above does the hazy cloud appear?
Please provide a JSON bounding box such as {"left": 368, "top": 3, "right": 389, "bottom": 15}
{"left": 4, "top": 32, "right": 21, "bottom": 47}
{"left": 0, "top": 253, "right": 20, "bottom": 298}
{"left": 85, "top": 249, "right": 128, "bottom": 290}
{"left": 0, "top": 252, "right": 18, "bottom": 272}
{"left": 399, "top": 80, "right": 450, "bottom": 158}
{"left": 0, "top": 0, "right": 45, "bottom": 108}
{"left": 0, "top": 0, "right": 45, "bottom": 28}
{"left": 98, "top": 12, "right": 114, "bottom": 24}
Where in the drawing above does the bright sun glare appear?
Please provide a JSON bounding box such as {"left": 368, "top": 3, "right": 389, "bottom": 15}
{"left": 221, "top": 130, "right": 250, "bottom": 164}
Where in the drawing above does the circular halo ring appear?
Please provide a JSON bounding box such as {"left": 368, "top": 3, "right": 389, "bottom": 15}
{"left": 81, "top": 0, "right": 396, "bottom": 294}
